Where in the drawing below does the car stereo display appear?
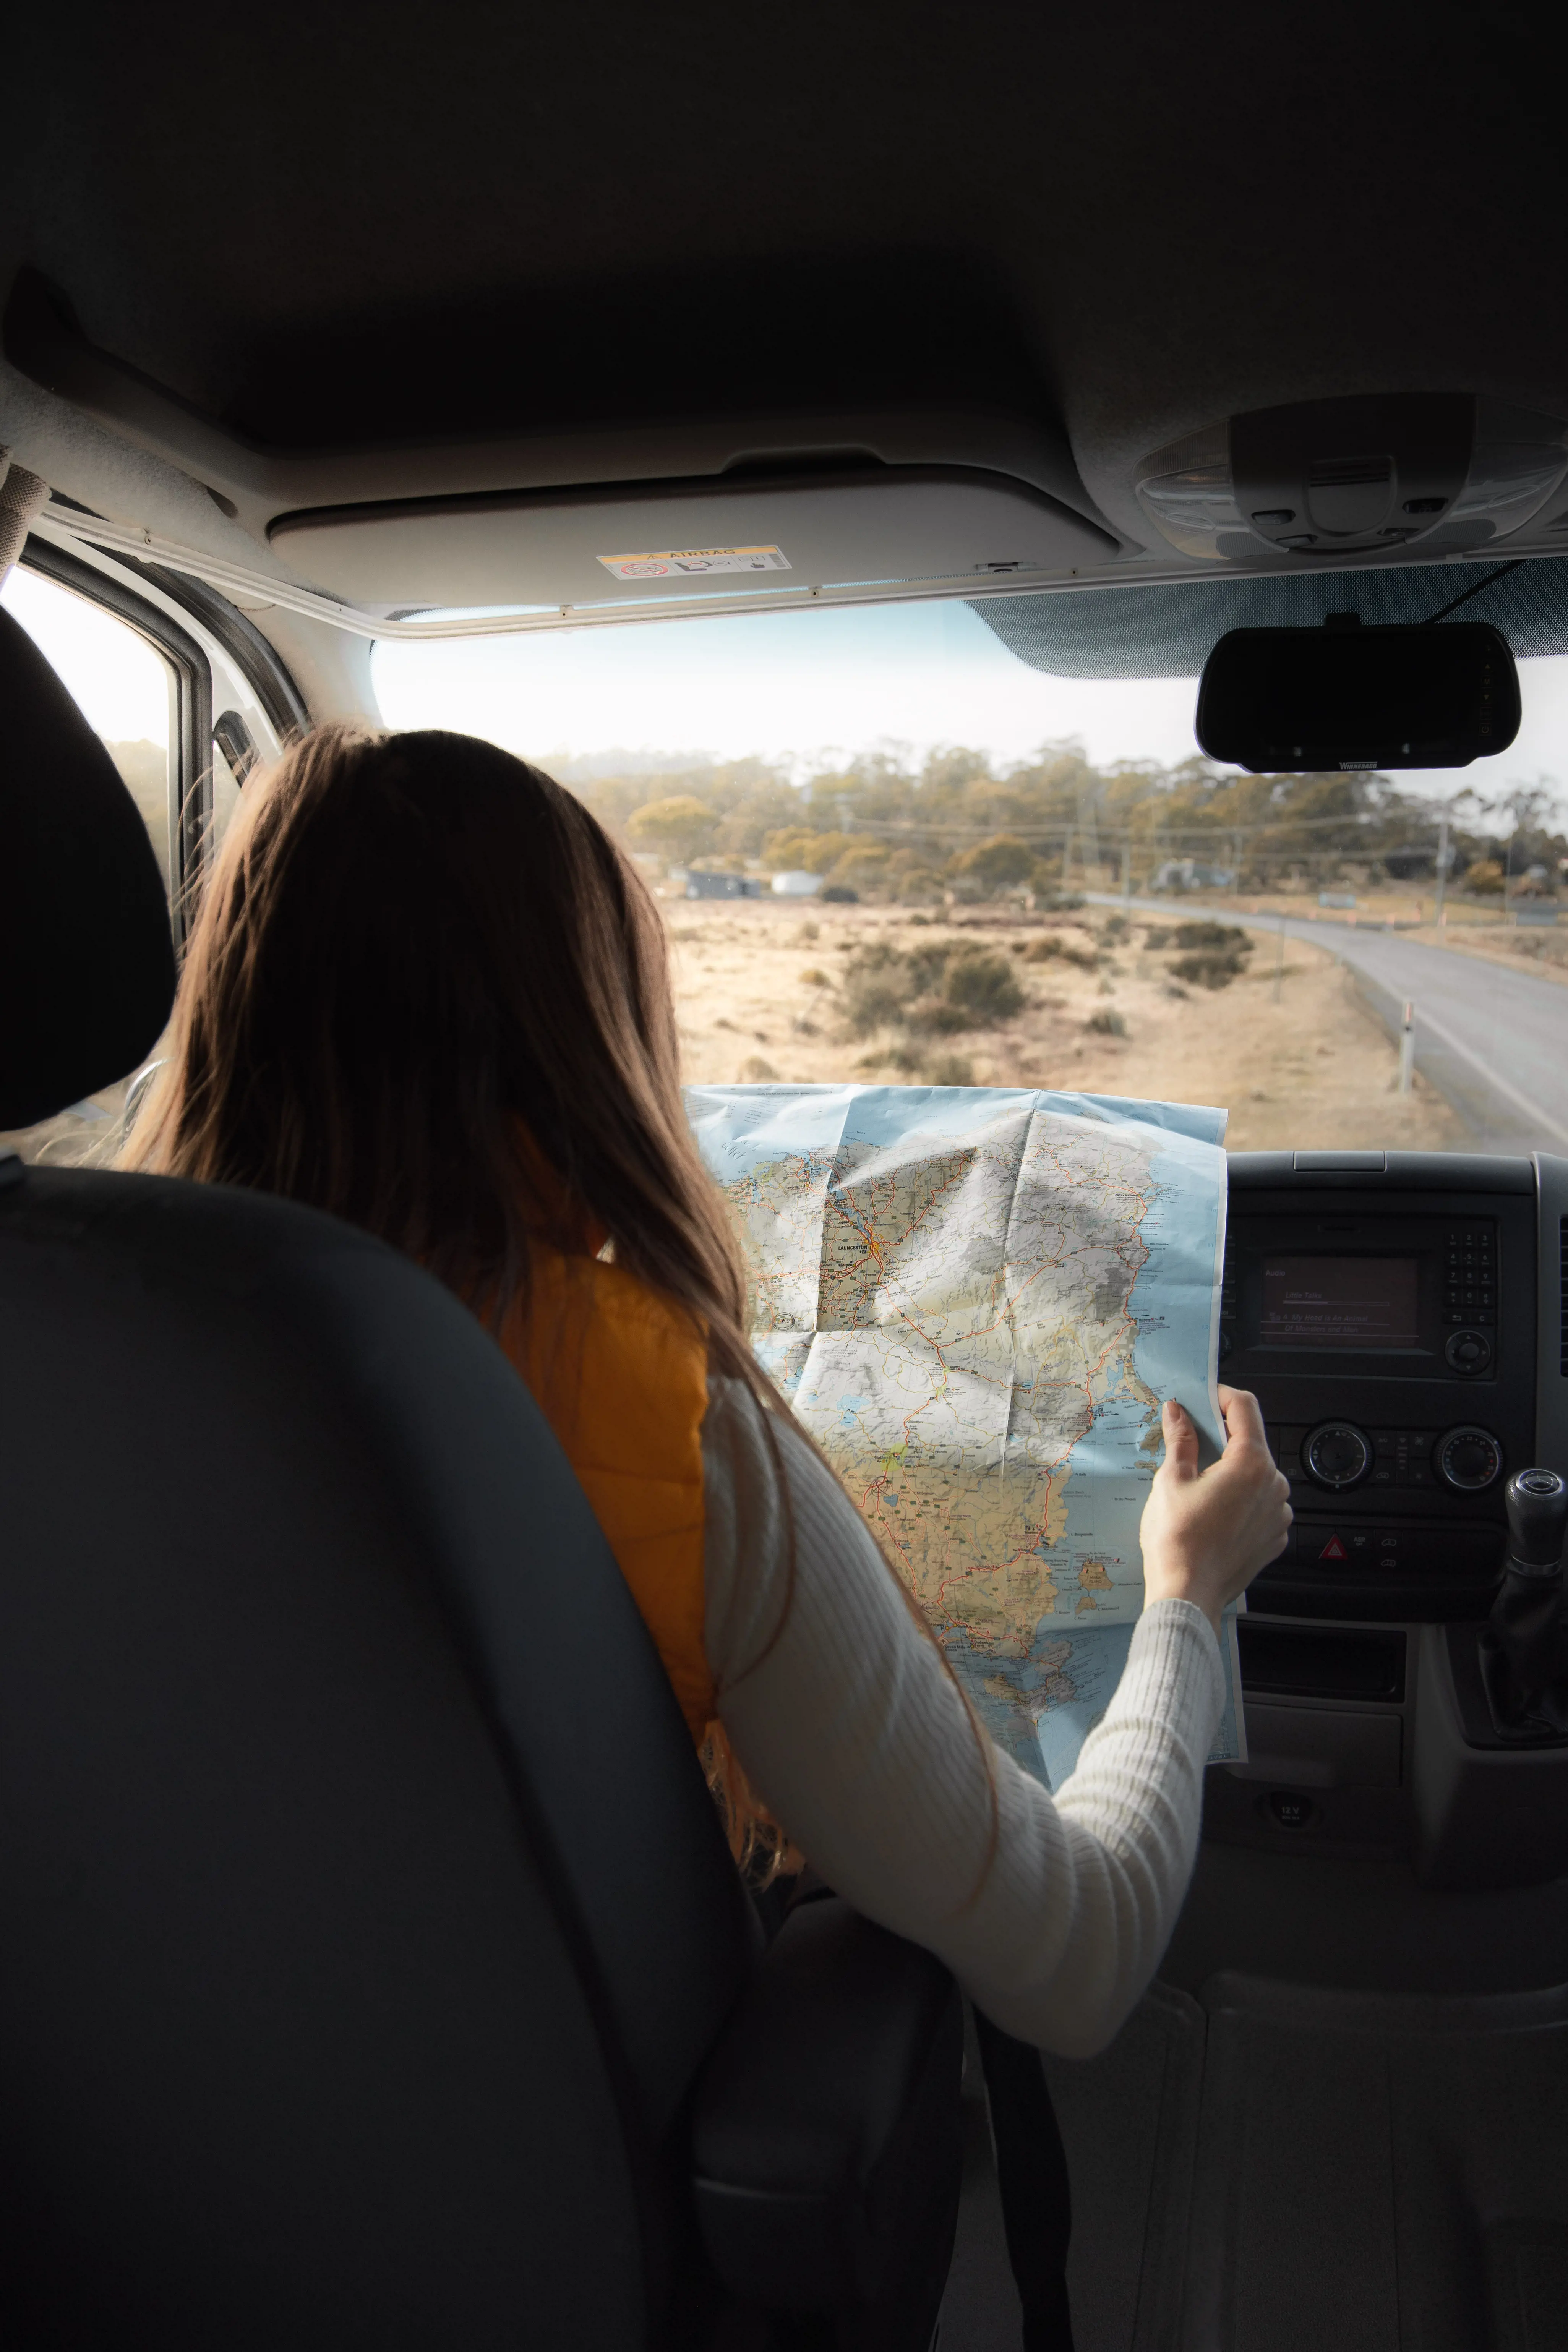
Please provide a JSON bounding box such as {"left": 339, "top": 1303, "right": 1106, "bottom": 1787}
{"left": 1260, "top": 1256, "right": 1421, "bottom": 1350}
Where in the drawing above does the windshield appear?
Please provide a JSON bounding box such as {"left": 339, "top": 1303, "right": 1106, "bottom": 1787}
{"left": 375, "top": 597, "right": 1568, "bottom": 1161}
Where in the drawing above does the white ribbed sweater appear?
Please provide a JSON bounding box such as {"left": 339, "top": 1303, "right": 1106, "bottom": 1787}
{"left": 702, "top": 1376, "right": 1224, "bottom": 2059}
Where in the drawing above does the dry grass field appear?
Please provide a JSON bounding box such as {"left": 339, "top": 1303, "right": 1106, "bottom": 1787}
{"left": 5, "top": 892, "right": 1471, "bottom": 1170}
{"left": 667, "top": 896, "right": 1469, "bottom": 1154}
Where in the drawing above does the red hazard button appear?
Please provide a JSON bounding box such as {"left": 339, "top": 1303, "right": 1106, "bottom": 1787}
{"left": 1318, "top": 1536, "right": 1348, "bottom": 1561}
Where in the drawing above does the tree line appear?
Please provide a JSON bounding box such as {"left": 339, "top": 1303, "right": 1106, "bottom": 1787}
{"left": 571, "top": 744, "right": 1567, "bottom": 903}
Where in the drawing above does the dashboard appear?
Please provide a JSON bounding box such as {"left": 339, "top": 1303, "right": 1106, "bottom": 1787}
{"left": 1211, "top": 1149, "right": 1568, "bottom": 1887}
{"left": 1226, "top": 1152, "right": 1559, "bottom": 1621}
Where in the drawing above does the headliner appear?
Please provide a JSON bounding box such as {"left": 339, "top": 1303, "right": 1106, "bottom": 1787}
{"left": 5, "top": 2, "right": 1567, "bottom": 608}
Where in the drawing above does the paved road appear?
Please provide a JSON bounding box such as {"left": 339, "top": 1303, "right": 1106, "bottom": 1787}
{"left": 1085, "top": 893, "right": 1568, "bottom": 1156}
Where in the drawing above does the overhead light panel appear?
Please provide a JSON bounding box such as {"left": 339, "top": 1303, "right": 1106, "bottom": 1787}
{"left": 1135, "top": 395, "right": 1567, "bottom": 563}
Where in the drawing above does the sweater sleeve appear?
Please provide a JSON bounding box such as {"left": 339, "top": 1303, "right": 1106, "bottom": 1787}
{"left": 702, "top": 1375, "right": 1224, "bottom": 2059}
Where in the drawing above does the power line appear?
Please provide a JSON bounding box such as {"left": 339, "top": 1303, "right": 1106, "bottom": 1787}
{"left": 837, "top": 807, "right": 1489, "bottom": 847}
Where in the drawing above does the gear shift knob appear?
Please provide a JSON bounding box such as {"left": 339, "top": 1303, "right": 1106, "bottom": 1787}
{"left": 1505, "top": 1469, "right": 1568, "bottom": 1575}
{"left": 1485, "top": 1469, "right": 1568, "bottom": 1734}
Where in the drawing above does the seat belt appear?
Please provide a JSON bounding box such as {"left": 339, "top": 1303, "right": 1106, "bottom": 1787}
{"left": 974, "top": 2006, "right": 1076, "bottom": 2351}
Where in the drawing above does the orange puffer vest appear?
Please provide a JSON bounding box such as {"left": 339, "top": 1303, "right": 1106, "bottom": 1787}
{"left": 499, "top": 1243, "right": 717, "bottom": 1745}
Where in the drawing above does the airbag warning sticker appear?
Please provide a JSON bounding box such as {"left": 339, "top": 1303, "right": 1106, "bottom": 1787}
{"left": 597, "top": 546, "right": 791, "bottom": 579}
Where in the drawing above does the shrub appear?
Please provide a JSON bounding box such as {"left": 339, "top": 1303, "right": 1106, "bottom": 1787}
{"left": 1171, "top": 921, "right": 1250, "bottom": 951}
{"left": 841, "top": 943, "right": 911, "bottom": 1035}
{"left": 844, "top": 976, "right": 907, "bottom": 1031}
{"left": 1087, "top": 1010, "right": 1128, "bottom": 1037}
{"left": 839, "top": 940, "right": 1022, "bottom": 1039}
{"left": 1465, "top": 858, "right": 1506, "bottom": 895}
{"left": 905, "top": 943, "right": 955, "bottom": 995}
{"left": 1024, "top": 934, "right": 1099, "bottom": 970}
{"left": 1150, "top": 920, "right": 1254, "bottom": 990}
{"left": 924, "top": 1052, "right": 975, "bottom": 1086}
{"left": 820, "top": 884, "right": 860, "bottom": 904}
{"left": 1171, "top": 947, "right": 1252, "bottom": 989}
{"left": 942, "top": 953, "right": 1025, "bottom": 1024}
{"left": 800, "top": 967, "right": 831, "bottom": 986}
{"left": 740, "top": 1055, "right": 779, "bottom": 1080}
{"left": 913, "top": 999, "right": 974, "bottom": 1034}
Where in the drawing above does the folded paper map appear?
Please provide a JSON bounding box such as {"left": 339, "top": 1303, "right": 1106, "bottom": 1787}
{"left": 687, "top": 1082, "right": 1245, "bottom": 1790}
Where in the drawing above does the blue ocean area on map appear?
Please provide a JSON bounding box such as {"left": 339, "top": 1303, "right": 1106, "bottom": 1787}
{"left": 954, "top": 1611, "right": 1245, "bottom": 1794}
{"left": 947, "top": 1619, "right": 1138, "bottom": 1793}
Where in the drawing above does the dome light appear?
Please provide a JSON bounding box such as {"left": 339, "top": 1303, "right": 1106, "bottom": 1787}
{"left": 1135, "top": 394, "right": 1566, "bottom": 562}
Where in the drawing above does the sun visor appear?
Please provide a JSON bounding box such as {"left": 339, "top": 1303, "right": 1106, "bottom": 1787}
{"left": 268, "top": 467, "right": 1117, "bottom": 611}
{"left": 971, "top": 555, "right": 1568, "bottom": 680}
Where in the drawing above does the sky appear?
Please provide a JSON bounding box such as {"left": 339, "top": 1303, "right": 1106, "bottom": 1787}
{"left": 374, "top": 597, "right": 1568, "bottom": 817}
{"left": 7, "top": 563, "right": 1565, "bottom": 824}
{"left": 3, "top": 566, "right": 170, "bottom": 744}
{"left": 373, "top": 598, "right": 1211, "bottom": 778}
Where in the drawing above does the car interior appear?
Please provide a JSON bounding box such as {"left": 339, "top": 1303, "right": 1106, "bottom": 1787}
{"left": 5, "top": 8, "right": 1568, "bottom": 2347}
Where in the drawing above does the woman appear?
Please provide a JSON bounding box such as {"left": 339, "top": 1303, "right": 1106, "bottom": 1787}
{"left": 125, "top": 724, "right": 1291, "bottom": 2058}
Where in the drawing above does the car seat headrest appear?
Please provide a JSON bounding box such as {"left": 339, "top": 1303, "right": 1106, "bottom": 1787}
{"left": 0, "top": 604, "right": 177, "bottom": 1129}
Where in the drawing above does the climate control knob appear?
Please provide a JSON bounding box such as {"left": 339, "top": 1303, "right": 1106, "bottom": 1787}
{"left": 1437, "top": 1425, "right": 1504, "bottom": 1492}
{"left": 1302, "top": 1421, "right": 1373, "bottom": 1491}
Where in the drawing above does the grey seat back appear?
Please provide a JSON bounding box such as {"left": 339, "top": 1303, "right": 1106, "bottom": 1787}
{"left": 0, "top": 1166, "right": 758, "bottom": 2348}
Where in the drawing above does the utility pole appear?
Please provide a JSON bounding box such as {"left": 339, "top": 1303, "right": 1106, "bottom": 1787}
{"left": 1121, "top": 839, "right": 1132, "bottom": 912}
{"left": 1075, "top": 781, "right": 1101, "bottom": 887}
{"left": 1399, "top": 1000, "right": 1416, "bottom": 1094}
{"left": 1434, "top": 813, "right": 1449, "bottom": 927}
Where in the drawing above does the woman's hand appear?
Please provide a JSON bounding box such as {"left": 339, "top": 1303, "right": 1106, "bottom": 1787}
{"left": 1139, "top": 1386, "right": 1291, "bottom": 1636}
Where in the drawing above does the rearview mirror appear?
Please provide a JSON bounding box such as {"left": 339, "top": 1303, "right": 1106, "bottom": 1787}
{"left": 1195, "top": 619, "right": 1519, "bottom": 772}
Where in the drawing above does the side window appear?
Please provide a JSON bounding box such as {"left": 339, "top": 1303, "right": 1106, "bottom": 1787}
{"left": 2, "top": 564, "right": 176, "bottom": 889}
{"left": 0, "top": 565, "right": 178, "bottom": 1165}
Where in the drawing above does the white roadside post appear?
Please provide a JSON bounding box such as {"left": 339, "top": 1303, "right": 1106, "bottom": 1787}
{"left": 1399, "top": 999, "right": 1416, "bottom": 1094}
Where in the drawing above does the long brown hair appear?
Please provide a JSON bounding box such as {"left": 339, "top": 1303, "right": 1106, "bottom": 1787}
{"left": 126, "top": 724, "right": 994, "bottom": 1883}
